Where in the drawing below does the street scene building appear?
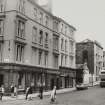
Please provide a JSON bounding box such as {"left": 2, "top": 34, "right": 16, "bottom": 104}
{"left": 76, "top": 39, "right": 103, "bottom": 82}
{"left": 0, "top": 0, "right": 76, "bottom": 92}
{"left": 103, "top": 51, "right": 105, "bottom": 70}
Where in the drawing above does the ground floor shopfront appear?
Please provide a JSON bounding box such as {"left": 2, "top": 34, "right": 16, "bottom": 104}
{"left": 0, "top": 63, "right": 76, "bottom": 93}
{"left": 59, "top": 66, "right": 76, "bottom": 89}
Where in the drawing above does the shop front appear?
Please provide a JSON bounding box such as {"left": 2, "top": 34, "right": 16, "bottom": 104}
{"left": 59, "top": 66, "right": 76, "bottom": 88}
{"left": 0, "top": 63, "right": 61, "bottom": 93}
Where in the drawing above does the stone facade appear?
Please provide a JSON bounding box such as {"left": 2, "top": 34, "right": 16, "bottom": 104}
{"left": 103, "top": 51, "right": 105, "bottom": 70}
{"left": 0, "top": 0, "right": 76, "bottom": 91}
{"left": 76, "top": 39, "right": 103, "bottom": 82}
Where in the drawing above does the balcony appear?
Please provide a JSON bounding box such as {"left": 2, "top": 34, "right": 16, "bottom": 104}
{"left": 15, "top": 36, "right": 26, "bottom": 44}
{"left": 53, "top": 48, "right": 59, "bottom": 54}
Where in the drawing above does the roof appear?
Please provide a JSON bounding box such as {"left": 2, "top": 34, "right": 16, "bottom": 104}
{"left": 77, "top": 39, "right": 103, "bottom": 49}
{"left": 57, "top": 17, "right": 76, "bottom": 31}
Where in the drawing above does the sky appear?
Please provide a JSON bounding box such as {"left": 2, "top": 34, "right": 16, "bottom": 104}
{"left": 52, "top": 0, "right": 105, "bottom": 49}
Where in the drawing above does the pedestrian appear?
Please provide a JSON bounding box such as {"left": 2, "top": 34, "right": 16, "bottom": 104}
{"left": 50, "top": 86, "right": 56, "bottom": 102}
{"left": 39, "top": 83, "right": 43, "bottom": 99}
{"left": 14, "top": 85, "right": 18, "bottom": 97}
{"left": 10, "top": 83, "right": 14, "bottom": 97}
{"left": 0, "top": 85, "right": 5, "bottom": 101}
{"left": 25, "top": 86, "right": 32, "bottom": 100}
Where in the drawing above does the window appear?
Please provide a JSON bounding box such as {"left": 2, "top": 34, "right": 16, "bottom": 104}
{"left": 69, "top": 41, "right": 73, "bottom": 53}
{"left": 32, "top": 27, "right": 37, "bottom": 43}
{"left": 53, "top": 21, "right": 58, "bottom": 32}
{"left": 38, "top": 50, "right": 42, "bottom": 65}
{"left": 18, "top": 72, "right": 23, "bottom": 87}
{"left": 45, "top": 16, "right": 49, "bottom": 27}
{"left": 45, "top": 32, "right": 48, "bottom": 48}
{"left": 54, "top": 55, "right": 58, "bottom": 68}
{"left": 0, "top": 43, "right": 3, "bottom": 62}
{"left": 0, "top": 20, "right": 4, "bottom": 35}
{"left": 39, "top": 12, "right": 43, "bottom": 24}
{"left": 65, "top": 40, "right": 67, "bottom": 52}
{"left": 53, "top": 35, "right": 59, "bottom": 51}
{"left": 45, "top": 52, "right": 48, "bottom": 66}
{"left": 61, "top": 54, "right": 64, "bottom": 66}
{"left": 82, "top": 50, "right": 88, "bottom": 63}
{"left": 61, "top": 24, "right": 63, "bottom": 32}
{"left": 32, "top": 48, "right": 37, "bottom": 64}
{"left": 70, "top": 56, "right": 73, "bottom": 66}
{"left": 19, "top": 0, "right": 25, "bottom": 14}
{"left": 65, "top": 55, "right": 67, "bottom": 65}
{"left": 16, "top": 43, "right": 24, "bottom": 62}
{"left": 17, "top": 20, "right": 25, "bottom": 38}
{"left": 0, "top": 2, "right": 3, "bottom": 12}
{"left": 34, "top": 8, "right": 37, "bottom": 18}
{"left": 65, "top": 26, "right": 67, "bottom": 35}
{"left": 39, "top": 30, "right": 43, "bottom": 45}
{"left": 61, "top": 38, "right": 64, "bottom": 51}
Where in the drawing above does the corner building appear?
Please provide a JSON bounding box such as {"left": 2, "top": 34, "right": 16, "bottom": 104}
{"left": 76, "top": 39, "right": 103, "bottom": 82}
{"left": 0, "top": 0, "right": 76, "bottom": 91}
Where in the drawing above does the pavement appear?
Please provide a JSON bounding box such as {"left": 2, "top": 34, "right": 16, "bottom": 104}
{"left": 1, "top": 87, "right": 76, "bottom": 101}
{"left": 1, "top": 81, "right": 100, "bottom": 101}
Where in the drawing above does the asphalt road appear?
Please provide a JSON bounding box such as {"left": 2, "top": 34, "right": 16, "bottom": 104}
{"left": 0, "top": 86, "right": 105, "bottom": 105}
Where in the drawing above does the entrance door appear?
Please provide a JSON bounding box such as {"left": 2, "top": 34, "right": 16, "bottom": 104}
{"left": 56, "top": 78, "right": 59, "bottom": 89}
{"left": 0, "top": 74, "right": 3, "bottom": 87}
{"left": 51, "top": 78, "right": 54, "bottom": 90}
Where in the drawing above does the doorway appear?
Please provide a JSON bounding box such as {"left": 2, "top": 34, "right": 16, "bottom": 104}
{"left": 51, "top": 78, "right": 54, "bottom": 90}
{"left": 0, "top": 74, "right": 3, "bottom": 87}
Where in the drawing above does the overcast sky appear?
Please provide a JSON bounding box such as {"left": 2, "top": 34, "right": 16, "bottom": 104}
{"left": 52, "top": 0, "right": 105, "bottom": 49}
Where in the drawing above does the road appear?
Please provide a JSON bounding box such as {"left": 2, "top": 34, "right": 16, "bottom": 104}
{"left": 0, "top": 86, "right": 105, "bottom": 105}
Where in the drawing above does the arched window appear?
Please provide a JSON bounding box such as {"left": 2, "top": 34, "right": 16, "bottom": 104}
{"left": 82, "top": 50, "right": 88, "bottom": 63}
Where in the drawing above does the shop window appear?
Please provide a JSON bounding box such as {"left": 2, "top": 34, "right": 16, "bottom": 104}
{"left": 18, "top": 72, "right": 23, "bottom": 88}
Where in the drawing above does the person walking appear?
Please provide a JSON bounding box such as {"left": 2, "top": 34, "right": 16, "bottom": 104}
{"left": 50, "top": 86, "right": 56, "bottom": 102}
{"left": 14, "top": 85, "right": 18, "bottom": 97}
{"left": 10, "top": 83, "right": 14, "bottom": 97}
{"left": 39, "top": 83, "right": 43, "bottom": 99}
{"left": 0, "top": 85, "right": 5, "bottom": 101}
{"left": 25, "top": 86, "right": 32, "bottom": 100}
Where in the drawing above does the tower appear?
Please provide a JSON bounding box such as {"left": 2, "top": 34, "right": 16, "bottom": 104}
{"left": 37, "top": 0, "right": 52, "bottom": 13}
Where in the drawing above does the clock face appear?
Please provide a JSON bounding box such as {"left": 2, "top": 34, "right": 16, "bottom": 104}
{"left": 38, "top": 0, "right": 48, "bottom": 5}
